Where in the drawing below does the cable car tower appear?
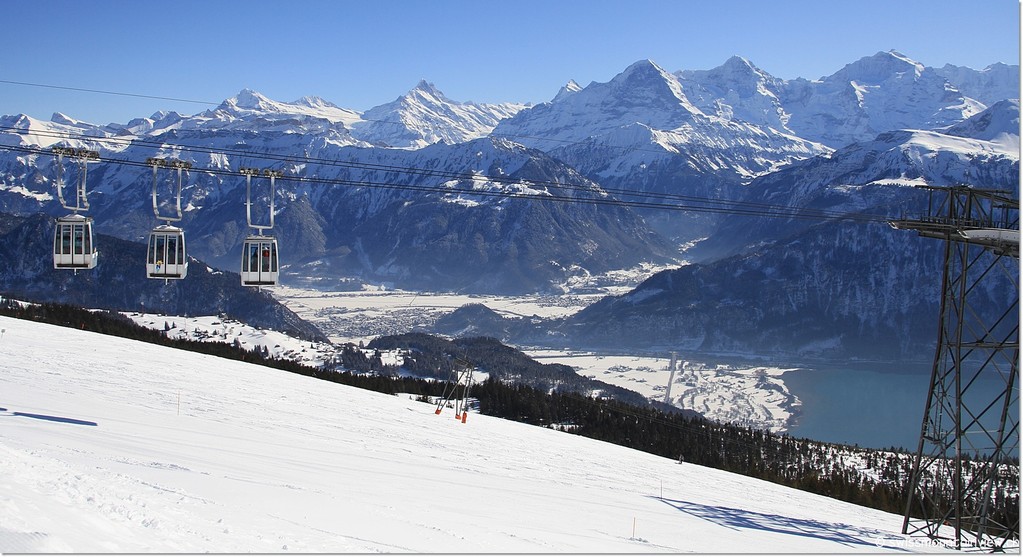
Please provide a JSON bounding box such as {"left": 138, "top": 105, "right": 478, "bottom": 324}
{"left": 145, "top": 157, "right": 191, "bottom": 281}
{"left": 51, "top": 147, "right": 99, "bottom": 271}
{"left": 889, "top": 185, "right": 1019, "bottom": 551}
{"left": 239, "top": 167, "right": 281, "bottom": 287}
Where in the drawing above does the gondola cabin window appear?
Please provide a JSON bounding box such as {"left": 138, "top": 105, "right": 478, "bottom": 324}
{"left": 53, "top": 216, "right": 97, "bottom": 269}
{"left": 241, "top": 236, "right": 278, "bottom": 286}
{"left": 147, "top": 226, "right": 188, "bottom": 280}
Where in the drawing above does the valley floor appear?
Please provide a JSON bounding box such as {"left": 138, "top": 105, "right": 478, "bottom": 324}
{"left": 269, "top": 285, "right": 802, "bottom": 433}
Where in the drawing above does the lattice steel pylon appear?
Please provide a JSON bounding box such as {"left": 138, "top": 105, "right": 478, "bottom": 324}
{"left": 890, "top": 185, "right": 1020, "bottom": 551}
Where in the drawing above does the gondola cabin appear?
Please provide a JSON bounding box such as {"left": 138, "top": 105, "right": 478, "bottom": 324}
{"left": 53, "top": 214, "right": 98, "bottom": 270}
{"left": 240, "top": 235, "right": 278, "bottom": 286}
{"left": 147, "top": 225, "right": 188, "bottom": 280}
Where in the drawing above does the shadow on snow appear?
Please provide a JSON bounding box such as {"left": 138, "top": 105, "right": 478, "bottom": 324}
{"left": 653, "top": 496, "right": 908, "bottom": 551}
{"left": 2, "top": 407, "right": 98, "bottom": 427}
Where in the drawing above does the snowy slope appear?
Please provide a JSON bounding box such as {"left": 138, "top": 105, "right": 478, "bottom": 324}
{"left": 122, "top": 312, "right": 341, "bottom": 368}
{"left": 0, "top": 315, "right": 957, "bottom": 553}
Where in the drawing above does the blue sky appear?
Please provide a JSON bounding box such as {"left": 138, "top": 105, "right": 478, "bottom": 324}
{"left": 1, "top": 0, "right": 1019, "bottom": 124}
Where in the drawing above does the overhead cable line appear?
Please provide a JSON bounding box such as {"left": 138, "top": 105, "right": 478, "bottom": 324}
{"left": 0, "top": 79, "right": 221, "bottom": 108}
{"left": 0, "top": 128, "right": 888, "bottom": 224}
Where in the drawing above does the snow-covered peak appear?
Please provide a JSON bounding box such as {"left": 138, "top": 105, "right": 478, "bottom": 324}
{"left": 675, "top": 55, "right": 787, "bottom": 128}
{"left": 227, "top": 89, "right": 277, "bottom": 111}
{"left": 828, "top": 50, "right": 925, "bottom": 85}
{"left": 411, "top": 79, "right": 446, "bottom": 100}
{"left": 677, "top": 55, "right": 773, "bottom": 84}
{"left": 552, "top": 79, "right": 582, "bottom": 102}
{"left": 213, "top": 89, "right": 358, "bottom": 122}
{"left": 2, "top": 113, "right": 40, "bottom": 130}
{"left": 612, "top": 59, "right": 685, "bottom": 97}
{"left": 50, "top": 112, "right": 86, "bottom": 126}
{"left": 197, "top": 89, "right": 364, "bottom": 135}
{"left": 352, "top": 81, "right": 526, "bottom": 149}
{"left": 618, "top": 58, "right": 666, "bottom": 77}
{"left": 293, "top": 95, "right": 341, "bottom": 110}
{"left": 752, "top": 122, "right": 1019, "bottom": 213}
{"left": 719, "top": 55, "right": 765, "bottom": 78}
{"left": 602, "top": 60, "right": 702, "bottom": 119}
{"left": 559, "top": 59, "right": 701, "bottom": 120}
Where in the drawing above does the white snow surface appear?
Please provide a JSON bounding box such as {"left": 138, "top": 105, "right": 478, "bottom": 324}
{"left": 122, "top": 312, "right": 340, "bottom": 369}
{"left": 0, "top": 316, "right": 957, "bottom": 553}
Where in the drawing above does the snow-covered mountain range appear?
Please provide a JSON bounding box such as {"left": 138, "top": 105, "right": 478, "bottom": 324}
{"left": 0, "top": 50, "right": 1016, "bottom": 358}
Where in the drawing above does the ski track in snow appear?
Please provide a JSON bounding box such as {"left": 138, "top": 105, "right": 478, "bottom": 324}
{"left": 0, "top": 315, "right": 959, "bottom": 553}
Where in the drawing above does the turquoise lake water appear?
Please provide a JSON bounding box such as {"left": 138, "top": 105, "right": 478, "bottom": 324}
{"left": 782, "top": 365, "right": 1017, "bottom": 452}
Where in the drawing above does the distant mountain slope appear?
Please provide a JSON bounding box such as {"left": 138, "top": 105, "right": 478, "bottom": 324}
{"left": 777, "top": 50, "right": 985, "bottom": 149}
{"left": 0, "top": 212, "right": 328, "bottom": 342}
{"left": 433, "top": 101, "right": 1019, "bottom": 361}
{"left": 696, "top": 99, "right": 1020, "bottom": 260}
{"left": 491, "top": 51, "right": 1015, "bottom": 245}
{"left": 934, "top": 62, "right": 1021, "bottom": 106}
{"left": 492, "top": 59, "right": 830, "bottom": 243}
{"left": 550, "top": 102, "right": 1019, "bottom": 360}
{"left": 556, "top": 221, "right": 946, "bottom": 360}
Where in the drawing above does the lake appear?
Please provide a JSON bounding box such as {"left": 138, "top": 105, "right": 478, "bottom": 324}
{"left": 782, "top": 365, "right": 1017, "bottom": 452}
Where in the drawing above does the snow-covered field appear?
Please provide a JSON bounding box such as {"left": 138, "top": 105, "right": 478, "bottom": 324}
{"left": 529, "top": 352, "right": 798, "bottom": 432}
{"left": 0, "top": 315, "right": 957, "bottom": 553}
